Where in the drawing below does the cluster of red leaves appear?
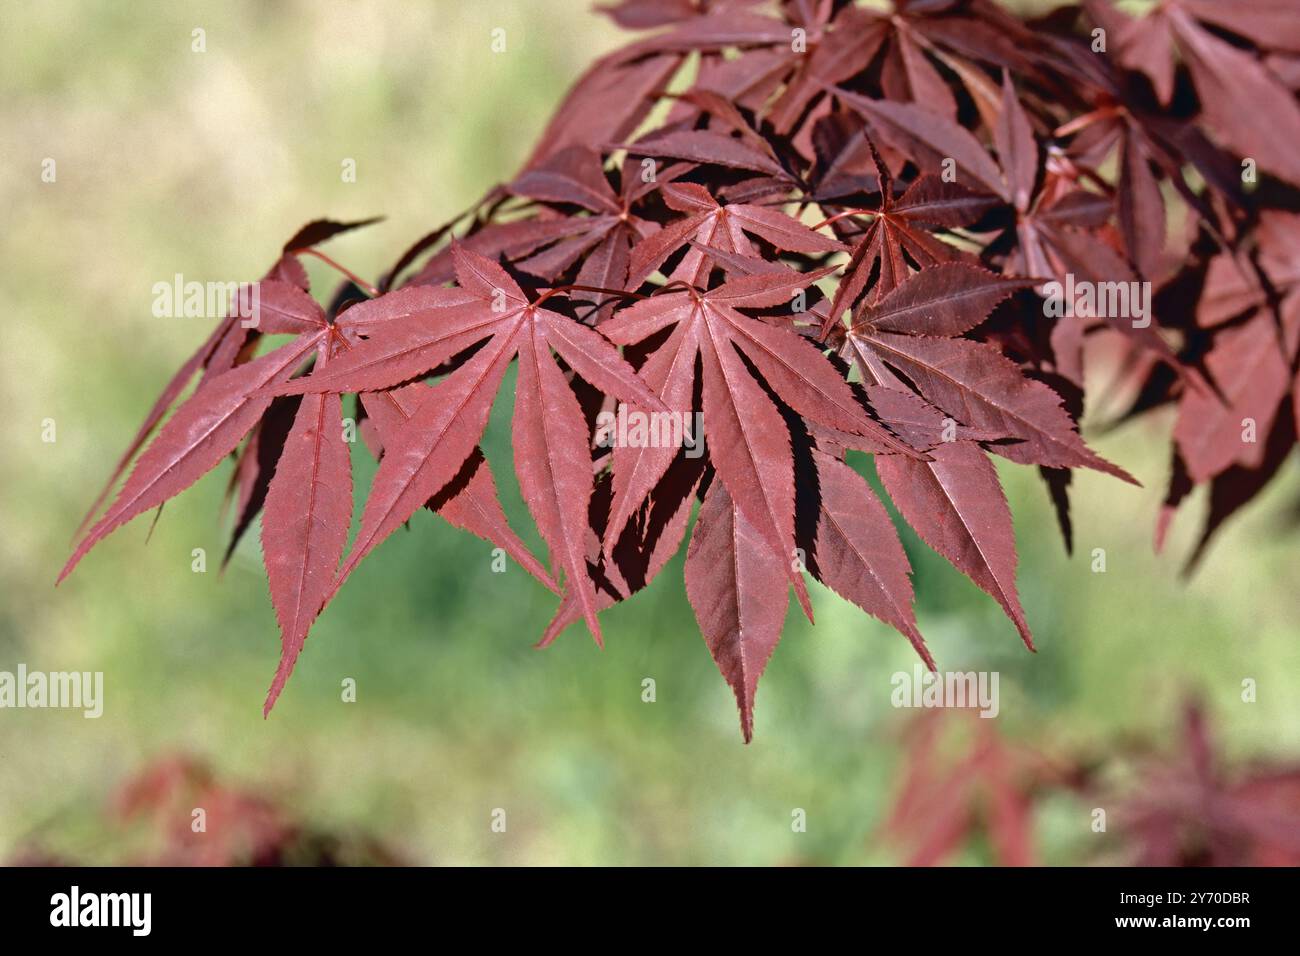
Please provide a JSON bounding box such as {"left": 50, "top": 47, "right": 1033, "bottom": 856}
{"left": 9, "top": 756, "right": 403, "bottom": 866}
{"left": 884, "top": 703, "right": 1300, "bottom": 867}
{"left": 1106, "top": 705, "right": 1300, "bottom": 866}
{"left": 62, "top": 0, "right": 1300, "bottom": 740}
{"left": 881, "top": 709, "right": 1061, "bottom": 866}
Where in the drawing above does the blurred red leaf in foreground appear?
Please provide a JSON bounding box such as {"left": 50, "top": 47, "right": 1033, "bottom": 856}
{"left": 10, "top": 756, "right": 404, "bottom": 867}
{"left": 884, "top": 702, "right": 1300, "bottom": 867}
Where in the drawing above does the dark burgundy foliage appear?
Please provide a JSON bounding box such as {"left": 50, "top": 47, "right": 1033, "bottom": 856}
{"left": 63, "top": 1, "right": 1300, "bottom": 740}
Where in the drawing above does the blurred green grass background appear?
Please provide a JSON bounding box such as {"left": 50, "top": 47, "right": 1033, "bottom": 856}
{"left": 1, "top": 0, "right": 1298, "bottom": 865}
